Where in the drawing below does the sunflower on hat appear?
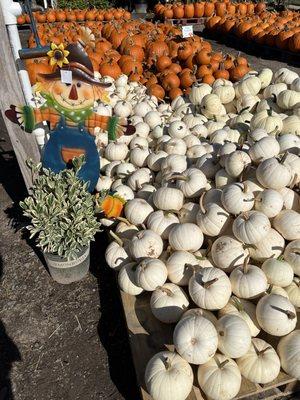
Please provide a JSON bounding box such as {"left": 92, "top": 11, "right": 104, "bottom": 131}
{"left": 47, "top": 43, "right": 70, "bottom": 68}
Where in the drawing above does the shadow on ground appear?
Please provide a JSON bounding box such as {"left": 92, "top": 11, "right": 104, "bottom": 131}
{"left": 90, "top": 231, "right": 141, "bottom": 400}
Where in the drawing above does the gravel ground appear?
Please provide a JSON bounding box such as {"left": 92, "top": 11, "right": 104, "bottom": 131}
{"left": 0, "top": 28, "right": 299, "bottom": 400}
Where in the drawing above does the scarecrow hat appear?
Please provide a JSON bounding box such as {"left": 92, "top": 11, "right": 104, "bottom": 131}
{"left": 39, "top": 42, "right": 111, "bottom": 87}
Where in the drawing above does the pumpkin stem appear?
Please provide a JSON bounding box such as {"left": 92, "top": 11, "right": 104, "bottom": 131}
{"left": 270, "top": 305, "right": 296, "bottom": 319}
{"left": 167, "top": 174, "right": 188, "bottom": 181}
{"left": 199, "top": 192, "right": 206, "bottom": 214}
{"left": 280, "top": 151, "right": 289, "bottom": 164}
{"left": 116, "top": 216, "right": 131, "bottom": 226}
{"left": 242, "top": 211, "right": 249, "bottom": 220}
{"left": 157, "top": 286, "right": 174, "bottom": 296}
{"left": 243, "top": 255, "right": 250, "bottom": 274}
{"left": 219, "top": 359, "right": 230, "bottom": 368}
{"left": 109, "top": 230, "right": 124, "bottom": 247}
{"left": 203, "top": 277, "right": 218, "bottom": 289}
{"left": 288, "top": 173, "right": 298, "bottom": 189}
{"left": 162, "top": 356, "right": 171, "bottom": 370}
{"left": 258, "top": 346, "right": 272, "bottom": 356}
{"left": 231, "top": 296, "right": 244, "bottom": 312}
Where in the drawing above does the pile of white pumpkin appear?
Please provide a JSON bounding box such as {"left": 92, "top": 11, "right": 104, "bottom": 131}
{"left": 99, "top": 67, "right": 300, "bottom": 400}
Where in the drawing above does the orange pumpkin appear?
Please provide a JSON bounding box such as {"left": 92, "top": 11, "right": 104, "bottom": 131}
{"left": 99, "top": 194, "right": 125, "bottom": 219}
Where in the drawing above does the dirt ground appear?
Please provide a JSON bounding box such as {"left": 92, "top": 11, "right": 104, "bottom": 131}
{"left": 0, "top": 30, "right": 300, "bottom": 400}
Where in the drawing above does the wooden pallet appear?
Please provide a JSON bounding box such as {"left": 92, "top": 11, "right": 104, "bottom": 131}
{"left": 120, "top": 291, "right": 300, "bottom": 400}
{"left": 159, "top": 17, "right": 206, "bottom": 31}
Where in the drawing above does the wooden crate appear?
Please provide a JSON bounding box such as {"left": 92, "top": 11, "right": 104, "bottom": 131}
{"left": 120, "top": 291, "right": 300, "bottom": 400}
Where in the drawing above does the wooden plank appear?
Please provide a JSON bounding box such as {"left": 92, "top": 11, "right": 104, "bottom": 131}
{"left": 121, "top": 290, "right": 300, "bottom": 400}
{"left": 0, "top": 8, "right": 40, "bottom": 191}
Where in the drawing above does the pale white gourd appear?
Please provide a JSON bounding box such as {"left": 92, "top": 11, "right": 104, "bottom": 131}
{"left": 262, "top": 258, "right": 294, "bottom": 287}
{"left": 166, "top": 250, "right": 198, "bottom": 286}
{"left": 118, "top": 262, "right": 143, "bottom": 295}
{"left": 235, "top": 75, "right": 261, "bottom": 96}
{"left": 168, "top": 121, "right": 188, "bottom": 139}
{"left": 171, "top": 95, "right": 186, "bottom": 110}
{"left": 113, "top": 100, "right": 132, "bottom": 118}
{"left": 291, "top": 77, "right": 300, "bottom": 91}
{"left": 256, "top": 97, "right": 281, "bottom": 114}
{"left": 247, "top": 128, "right": 268, "bottom": 145}
{"left": 250, "top": 109, "right": 283, "bottom": 135}
{"left": 164, "top": 138, "right": 187, "bottom": 155}
{"left": 174, "top": 315, "right": 218, "bottom": 364}
{"left": 249, "top": 136, "right": 280, "bottom": 164}
{"left": 127, "top": 168, "right": 153, "bottom": 191}
{"left": 145, "top": 351, "right": 193, "bottom": 400}
{"left": 249, "top": 228, "right": 285, "bottom": 262}
{"left": 205, "top": 120, "right": 225, "bottom": 134}
{"left": 161, "top": 154, "right": 187, "bottom": 176}
{"left": 115, "top": 221, "right": 139, "bottom": 241}
{"left": 144, "top": 111, "right": 162, "bottom": 129}
{"left": 258, "top": 68, "right": 273, "bottom": 89}
{"left": 278, "top": 134, "right": 300, "bottom": 154}
{"left": 281, "top": 115, "right": 300, "bottom": 135}
{"left": 230, "top": 258, "right": 268, "bottom": 299}
{"left": 95, "top": 175, "right": 112, "bottom": 192}
{"left": 256, "top": 294, "right": 297, "bottom": 336}
{"left": 277, "top": 330, "right": 300, "bottom": 380}
{"left": 268, "top": 285, "right": 289, "bottom": 298}
{"left": 152, "top": 187, "right": 184, "bottom": 211}
{"left": 196, "top": 201, "right": 231, "bottom": 237}
{"left": 186, "top": 145, "right": 206, "bottom": 163}
{"left": 151, "top": 124, "right": 164, "bottom": 139}
{"left": 280, "top": 187, "right": 300, "bottom": 211}
{"left": 135, "top": 258, "right": 168, "bottom": 291}
{"left": 273, "top": 210, "right": 300, "bottom": 240}
{"left": 147, "top": 210, "right": 179, "bottom": 240}
{"left": 219, "top": 296, "right": 260, "bottom": 337}
{"left": 236, "top": 94, "right": 260, "bottom": 113}
{"left": 114, "top": 185, "right": 134, "bottom": 201}
{"left": 116, "top": 162, "right": 136, "bottom": 178}
{"left": 284, "top": 239, "right": 300, "bottom": 275}
{"left": 274, "top": 68, "right": 299, "bottom": 85}
{"left": 285, "top": 277, "right": 300, "bottom": 307}
{"left": 237, "top": 338, "right": 280, "bottom": 384}
{"left": 276, "top": 90, "right": 300, "bottom": 110}
{"left": 133, "top": 101, "right": 152, "bottom": 117}
{"left": 181, "top": 308, "right": 218, "bottom": 326}
{"left": 189, "top": 82, "right": 212, "bottom": 105}
{"left": 146, "top": 151, "right": 168, "bottom": 172}
{"left": 221, "top": 183, "right": 255, "bottom": 215}
{"left": 183, "top": 113, "right": 206, "bottom": 129}
{"left": 191, "top": 124, "right": 208, "bottom": 138}
{"left": 282, "top": 152, "right": 300, "bottom": 185}
{"left": 150, "top": 283, "right": 189, "bottom": 323}
{"left": 203, "top": 188, "right": 223, "bottom": 208}
{"left": 124, "top": 198, "right": 153, "bottom": 225}
{"left": 105, "top": 142, "right": 128, "bottom": 161}
{"left": 130, "top": 147, "right": 150, "bottom": 167}
{"left": 195, "top": 153, "right": 220, "bottom": 179}
{"left": 189, "top": 267, "right": 232, "bottom": 310}
{"left": 215, "top": 168, "right": 236, "bottom": 188}
{"left": 256, "top": 157, "right": 292, "bottom": 190}
{"left": 213, "top": 85, "right": 236, "bottom": 104}
{"left": 201, "top": 94, "right": 225, "bottom": 119}
{"left": 169, "top": 223, "right": 203, "bottom": 252}
{"left": 136, "top": 184, "right": 156, "bottom": 202}
{"left": 198, "top": 354, "right": 241, "bottom": 400}
{"left": 130, "top": 230, "right": 163, "bottom": 260}
{"left": 174, "top": 168, "right": 207, "bottom": 198}
{"left": 105, "top": 236, "right": 131, "bottom": 271}
{"left": 225, "top": 150, "right": 251, "bottom": 178}
{"left": 217, "top": 314, "right": 251, "bottom": 358}
{"left": 177, "top": 202, "right": 200, "bottom": 224}
{"left": 254, "top": 189, "right": 283, "bottom": 217}
{"left": 263, "top": 82, "right": 287, "bottom": 99}
{"left": 232, "top": 211, "right": 271, "bottom": 244}
{"left": 211, "top": 236, "right": 248, "bottom": 271}
{"left": 183, "top": 134, "right": 201, "bottom": 148}
{"left": 130, "top": 136, "right": 148, "bottom": 149}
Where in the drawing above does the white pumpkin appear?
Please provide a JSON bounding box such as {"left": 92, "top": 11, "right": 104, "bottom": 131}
{"left": 224, "top": 150, "right": 251, "bottom": 178}
{"left": 274, "top": 68, "right": 299, "bottom": 85}
{"left": 152, "top": 187, "right": 184, "bottom": 211}
{"left": 201, "top": 94, "right": 226, "bottom": 119}
{"left": 147, "top": 151, "right": 168, "bottom": 172}
{"left": 254, "top": 189, "right": 283, "bottom": 217}
{"left": 213, "top": 84, "right": 236, "bottom": 104}
{"left": 130, "top": 230, "right": 163, "bottom": 260}
{"left": 147, "top": 210, "right": 179, "bottom": 240}
{"left": 249, "top": 136, "right": 280, "bottom": 164}
{"left": 217, "top": 314, "right": 251, "bottom": 358}
{"left": 130, "top": 147, "right": 150, "bottom": 167}
{"left": 284, "top": 239, "right": 300, "bottom": 275}
{"left": 183, "top": 134, "right": 201, "bottom": 148}
{"left": 230, "top": 259, "right": 268, "bottom": 299}
{"left": 249, "top": 228, "right": 285, "bottom": 262}
{"left": 232, "top": 211, "right": 271, "bottom": 244}
{"left": 168, "top": 120, "right": 188, "bottom": 139}
{"left": 105, "top": 237, "right": 131, "bottom": 271}
{"left": 150, "top": 283, "right": 189, "bottom": 323}
{"left": 161, "top": 154, "right": 187, "bottom": 176}
{"left": 263, "top": 82, "right": 287, "bottom": 99}
{"left": 164, "top": 138, "right": 187, "bottom": 155}
{"left": 113, "top": 100, "right": 132, "bottom": 117}
{"left": 197, "top": 354, "right": 241, "bottom": 400}
{"left": 282, "top": 115, "right": 300, "bottom": 135}
{"left": 135, "top": 258, "right": 168, "bottom": 291}
{"left": 144, "top": 111, "right": 162, "bottom": 129}
{"left": 136, "top": 184, "right": 156, "bottom": 202}
{"left": 237, "top": 338, "right": 280, "bottom": 384}
{"left": 105, "top": 142, "right": 128, "bottom": 161}
{"left": 174, "top": 315, "right": 218, "bottom": 364}
{"left": 256, "top": 157, "right": 292, "bottom": 190}
{"left": 145, "top": 351, "right": 193, "bottom": 400}
{"left": 285, "top": 277, "right": 300, "bottom": 307}
{"left": 197, "top": 201, "right": 231, "bottom": 237}
{"left": 181, "top": 308, "right": 218, "bottom": 326}
{"left": 221, "top": 183, "right": 255, "bottom": 215}
{"left": 166, "top": 250, "right": 198, "bottom": 286}
{"left": 133, "top": 101, "right": 152, "bottom": 117}
{"left": 256, "top": 294, "right": 297, "bottom": 336}
{"left": 273, "top": 210, "right": 300, "bottom": 240}
{"left": 130, "top": 136, "right": 149, "bottom": 149}
{"left": 250, "top": 109, "right": 283, "bottom": 135}
{"left": 258, "top": 68, "right": 273, "bottom": 89}
{"left": 174, "top": 168, "right": 207, "bottom": 198}
{"left": 114, "top": 184, "right": 134, "bottom": 201}
{"left": 277, "top": 330, "right": 300, "bottom": 380}
{"left": 189, "top": 267, "right": 232, "bottom": 310}
{"left": 215, "top": 168, "right": 236, "bottom": 188}
{"left": 125, "top": 198, "right": 153, "bottom": 225}
{"left": 118, "top": 262, "right": 143, "bottom": 295}
{"left": 116, "top": 162, "right": 136, "bottom": 178}
{"left": 219, "top": 296, "right": 260, "bottom": 337}
{"left": 169, "top": 223, "right": 203, "bottom": 252}
{"left": 236, "top": 94, "right": 260, "bottom": 113}
{"left": 262, "top": 258, "right": 294, "bottom": 287}
{"left": 177, "top": 202, "right": 200, "bottom": 224}
{"left": 280, "top": 187, "right": 300, "bottom": 211}
{"left": 189, "top": 82, "right": 212, "bottom": 105}
{"left": 127, "top": 168, "right": 153, "bottom": 191}
{"left": 278, "top": 134, "right": 300, "bottom": 154}
{"left": 195, "top": 153, "right": 221, "bottom": 179}
{"left": 291, "top": 77, "right": 300, "bottom": 92}
{"left": 115, "top": 221, "right": 139, "bottom": 241}
{"left": 211, "top": 236, "right": 248, "bottom": 271}
{"left": 276, "top": 90, "right": 300, "bottom": 110}
{"left": 235, "top": 75, "right": 261, "bottom": 98}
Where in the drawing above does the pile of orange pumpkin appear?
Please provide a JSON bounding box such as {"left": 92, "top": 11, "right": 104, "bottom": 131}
{"left": 205, "top": 9, "right": 300, "bottom": 53}
{"left": 154, "top": 1, "right": 266, "bottom": 20}
{"left": 17, "top": 8, "right": 131, "bottom": 25}
{"left": 26, "top": 19, "right": 250, "bottom": 100}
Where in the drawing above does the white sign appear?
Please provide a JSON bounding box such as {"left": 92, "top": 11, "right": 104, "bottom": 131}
{"left": 60, "top": 69, "right": 73, "bottom": 84}
{"left": 182, "top": 25, "right": 193, "bottom": 38}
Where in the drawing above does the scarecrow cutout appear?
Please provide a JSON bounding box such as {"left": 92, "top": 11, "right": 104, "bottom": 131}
{"left": 6, "top": 43, "right": 134, "bottom": 192}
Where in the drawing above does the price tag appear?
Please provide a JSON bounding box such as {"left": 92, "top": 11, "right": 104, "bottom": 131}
{"left": 182, "top": 25, "right": 193, "bottom": 38}
{"left": 60, "top": 70, "right": 73, "bottom": 84}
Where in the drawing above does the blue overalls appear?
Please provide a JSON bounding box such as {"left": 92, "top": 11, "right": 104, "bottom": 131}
{"left": 42, "top": 117, "right": 100, "bottom": 192}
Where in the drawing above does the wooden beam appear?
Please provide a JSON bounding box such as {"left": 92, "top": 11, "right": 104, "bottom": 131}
{"left": 0, "top": 7, "right": 40, "bottom": 192}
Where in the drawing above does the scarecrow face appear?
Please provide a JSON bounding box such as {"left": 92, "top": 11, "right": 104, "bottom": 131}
{"left": 51, "top": 79, "right": 95, "bottom": 110}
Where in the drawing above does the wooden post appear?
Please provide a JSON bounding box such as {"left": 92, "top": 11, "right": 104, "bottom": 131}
{"left": 0, "top": 7, "right": 40, "bottom": 192}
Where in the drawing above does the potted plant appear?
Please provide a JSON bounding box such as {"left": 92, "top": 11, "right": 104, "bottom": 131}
{"left": 20, "top": 155, "right": 100, "bottom": 284}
